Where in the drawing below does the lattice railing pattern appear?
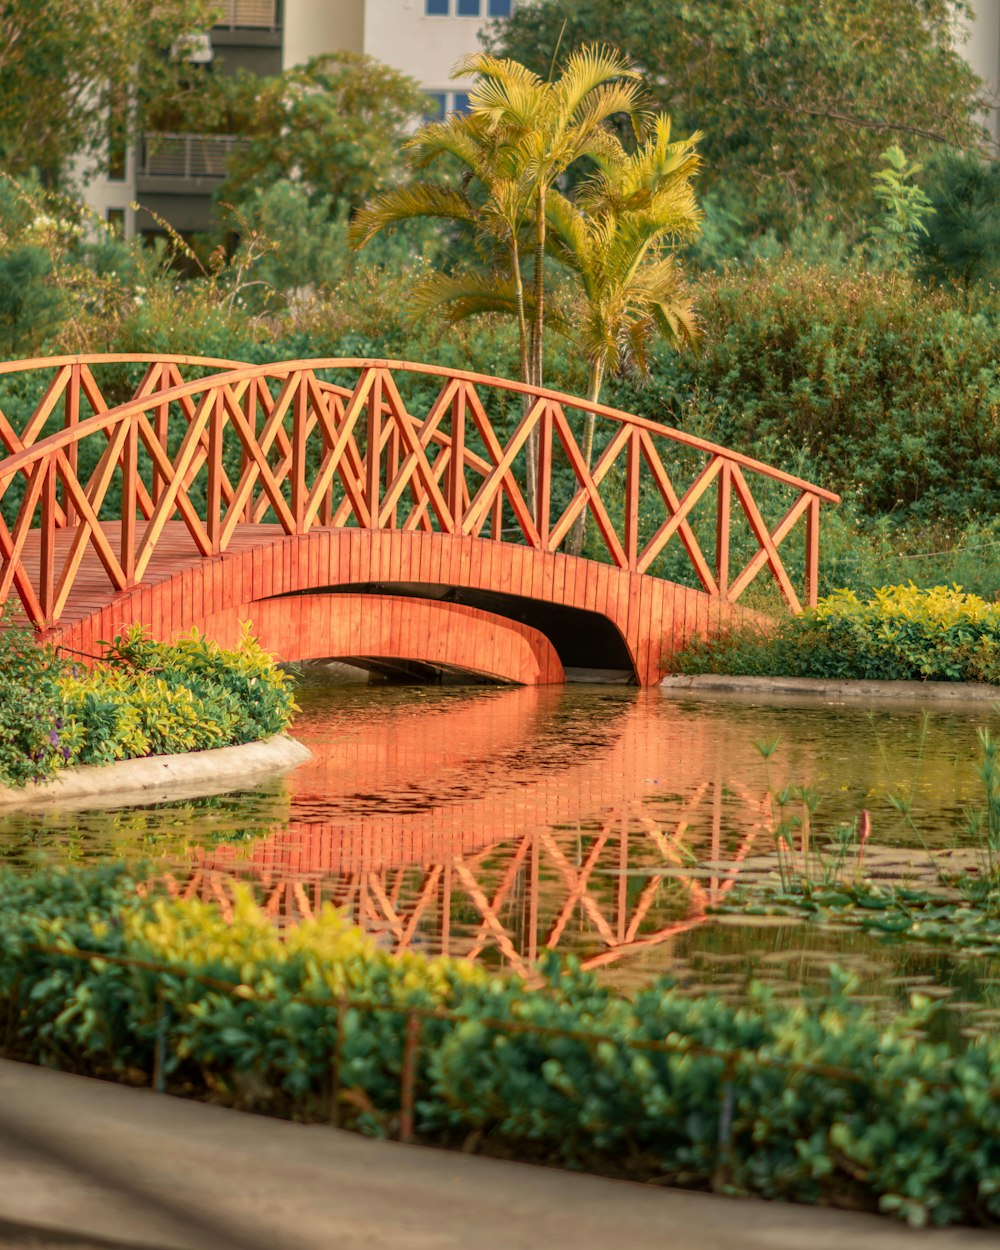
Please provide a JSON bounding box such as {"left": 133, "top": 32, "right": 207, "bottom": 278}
{"left": 0, "top": 356, "right": 839, "bottom": 628}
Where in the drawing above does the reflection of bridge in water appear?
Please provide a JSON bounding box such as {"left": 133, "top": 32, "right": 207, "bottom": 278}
{"left": 163, "top": 687, "right": 779, "bottom": 976}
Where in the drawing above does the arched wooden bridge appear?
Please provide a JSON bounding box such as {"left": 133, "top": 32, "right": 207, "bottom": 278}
{"left": 0, "top": 355, "right": 838, "bottom": 683}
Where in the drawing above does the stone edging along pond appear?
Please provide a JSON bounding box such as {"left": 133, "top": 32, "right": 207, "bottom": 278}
{"left": 660, "top": 673, "right": 1000, "bottom": 704}
{"left": 0, "top": 735, "right": 312, "bottom": 810}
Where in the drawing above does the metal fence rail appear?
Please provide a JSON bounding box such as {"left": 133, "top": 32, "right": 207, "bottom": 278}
{"left": 213, "top": 0, "right": 281, "bottom": 30}
{"left": 139, "top": 134, "right": 245, "bottom": 179}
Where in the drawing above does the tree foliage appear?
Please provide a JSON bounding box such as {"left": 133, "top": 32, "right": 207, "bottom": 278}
{"left": 214, "top": 54, "right": 427, "bottom": 215}
{"left": 484, "top": 0, "right": 986, "bottom": 238}
{"left": 917, "top": 149, "right": 1000, "bottom": 289}
{"left": 0, "top": 0, "right": 221, "bottom": 180}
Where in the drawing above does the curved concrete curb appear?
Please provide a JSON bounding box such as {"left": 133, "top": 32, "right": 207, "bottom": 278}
{"left": 0, "top": 734, "right": 312, "bottom": 811}
{"left": 661, "top": 673, "right": 1000, "bottom": 705}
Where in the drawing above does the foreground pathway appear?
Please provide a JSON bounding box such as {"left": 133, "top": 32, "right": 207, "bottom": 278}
{"left": 0, "top": 1060, "right": 991, "bottom": 1250}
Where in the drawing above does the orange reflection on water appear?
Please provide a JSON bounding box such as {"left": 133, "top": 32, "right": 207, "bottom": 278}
{"left": 164, "top": 685, "right": 780, "bottom": 976}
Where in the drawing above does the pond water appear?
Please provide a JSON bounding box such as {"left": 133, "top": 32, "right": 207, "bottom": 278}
{"left": 2, "top": 677, "right": 999, "bottom": 1032}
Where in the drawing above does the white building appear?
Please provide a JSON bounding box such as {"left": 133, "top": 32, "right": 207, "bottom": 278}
{"left": 80, "top": 0, "right": 511, "bottom": 239}
{"left": 961, "top": 0, "right": 1000, "bottom": 142}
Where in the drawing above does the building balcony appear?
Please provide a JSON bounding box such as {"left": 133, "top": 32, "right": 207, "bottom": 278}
{"left": 136, "top": 133, "right": 246, "bottom": 197}
{"left": 213, "top": 0, "right": 282, "bottom": 31}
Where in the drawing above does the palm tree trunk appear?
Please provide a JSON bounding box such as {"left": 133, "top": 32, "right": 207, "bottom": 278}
{"left": 568, "top": 362, "right": 604, "bottom": 557}
{"left": 511, "top": 237, "right": 529, "bottom": 387}
{"left": 512, "top": 233, "right": 537, "bottom": 517}
{"left": 526, "top": 185, "right": 547, "bottom": 520}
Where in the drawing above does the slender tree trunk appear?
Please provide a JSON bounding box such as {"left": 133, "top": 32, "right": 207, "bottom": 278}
{"left": 568, "top": 361, "right": 604, "bottom": 557}
{"left": 512, "top": 233, "right": 538, "bottom": 515}
{"left": 510, "top": 237, "right": 529, "bottom": 387}
{"left": 533, "top": 184, "right": 547, "bottom": 389}
{"left": 526, "top": 185, "right": 547, "bottom": 520}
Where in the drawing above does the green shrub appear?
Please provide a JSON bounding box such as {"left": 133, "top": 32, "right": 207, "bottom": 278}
{"left": 609, "top": 257, "right": 1000, "bottom": 524}
{"left": 0, "top": 614, "right": 68, "bottom": 787}
{"left": 1, "top": 865, "right": 998, "bottom": 1228}
{"left": 0, "top": 624, "right": 296, "bottom": 788}
{"left": 675, "top": 584, "right": 1000, "bottom": 683}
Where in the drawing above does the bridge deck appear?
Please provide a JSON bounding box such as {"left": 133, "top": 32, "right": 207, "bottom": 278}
{"left": 18, "top": 521, "right": 288, "bottom": 631}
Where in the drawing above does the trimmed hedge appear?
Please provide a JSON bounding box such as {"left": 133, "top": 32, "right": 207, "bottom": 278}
{"left": 674, "top": 584, "right": 1000, "bottom": 683}
{"left": 0, "top": 620, "right": 296, "bottom": 788}
{"left": 1, "top": 865, "right": 998, "bottom": 1228}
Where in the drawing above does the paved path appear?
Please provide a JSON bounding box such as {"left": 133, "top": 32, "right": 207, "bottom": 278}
{"left": 0, "top": 1059, "right": 992, "bottom": 1250}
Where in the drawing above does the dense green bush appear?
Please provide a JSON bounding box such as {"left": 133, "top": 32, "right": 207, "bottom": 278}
{"left": 0, "top": 624, "right": 296, "bottom": 787}
{"left": 674, "top": 584, "right": 1000, "bottom": 683}
{"left": 0, "top": 864, "right": 997, "bottom": 1228}
{"left": 0, "top": 615, "right": 69, "bottom": 787}
{"left": 609, "top": 258, "right": 1000, "bottom": 524}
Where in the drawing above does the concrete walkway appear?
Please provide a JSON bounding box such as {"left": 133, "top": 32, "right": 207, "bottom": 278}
{"left": 0, "top": 1061, "right": 994, "bottom": 1250}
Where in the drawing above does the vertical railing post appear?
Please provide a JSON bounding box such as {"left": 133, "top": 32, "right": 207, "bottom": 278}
{"left": 535, "top": 402, "right": 552, "bottom": 549}
{"left": 805, "top": 493, "right": 820, "bottom": 608}
{"left": 385, "top": 423, "right": 400, "bottom": 529}
{"left": 447, "top": 384, "right": 466, "bottom": 535}
{"left": 364, "top": 367, "right": 384, "bottom": 528}
{"left": 291, "top": 372, "right": 308, "bottom": 530}
{"left": 716, "top": 460, "right": 732, "bottom": 601}
{"left": 623, "top": 428, "right": 641, "bottom": 570}
{"left": 206, "top": 389, "right": 224, "bottom": 553}
{"left": 153, "top": 365, "right": 171, "bottom": 506}
{"left": 120, "top": 414, "right": 138, "bottom": 583}
{"left": 63, "top": 363, "right": 80, "bottom": 527}
{"left": 242, "top": 377, "right": 257, "bottom": 523}
{"left": 38, "top": 461, "right": 56, "bottom": 623}
{"left": 399, "top": 1010, "right": 422, "bottom": 1144}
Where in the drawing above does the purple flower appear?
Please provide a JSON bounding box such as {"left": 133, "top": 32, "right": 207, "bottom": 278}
{"left": 48, "top": 729, "right": 59, "bottom": 746}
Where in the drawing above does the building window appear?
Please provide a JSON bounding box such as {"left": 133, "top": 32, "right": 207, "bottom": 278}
{"left": 106, "top": 208, "right": 126, "bottom": 236}
{"left": 426, "top": 0, "right": 512, "bottom": 13}
{"left": 426, "top": 91, "right": 476, "bottom": 119}
{"left": 425, "top": 92, "right": 448, "bottom": 121}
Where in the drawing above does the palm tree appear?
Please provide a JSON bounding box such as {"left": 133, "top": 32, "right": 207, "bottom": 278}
{"left": 455, "top": 46, "right": 645, "bottom": 394}
{"left": 350, "top": 109, "right": 537, "bottom": 388}
{"left": 350, "top": 47, "right": 645, "bottom": 391}
{"left": 544, "top": 116, "right": 703, "bottom": 554}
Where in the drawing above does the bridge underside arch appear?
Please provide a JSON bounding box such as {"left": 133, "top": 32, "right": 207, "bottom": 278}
{"left": 202, "top": 593, "right": 563, "bottom": 685}
{"left": 43, "top": 525, "right": 751, "bottom": 685}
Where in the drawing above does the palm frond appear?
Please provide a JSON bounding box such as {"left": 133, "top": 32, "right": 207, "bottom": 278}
{"left": 556, "top": 44, "right": 641, "bottom": 117}
{"left": 349, "top": 185, "right": 477, "bottom": 248}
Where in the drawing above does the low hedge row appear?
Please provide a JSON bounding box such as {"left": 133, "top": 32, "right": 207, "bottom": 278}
{"left": 0, "top": 620, "right": 296, "bottom": 788}
{"left": 1, "top": 865, "right": 998, "bottom": 1228}
{"left": 675, "top": 584, "right": 1000, "bottom": 683}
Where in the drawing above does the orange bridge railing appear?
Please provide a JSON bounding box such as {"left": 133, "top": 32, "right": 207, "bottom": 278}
{"left": 0, "top": 356, "right": 839, "bottom": 628}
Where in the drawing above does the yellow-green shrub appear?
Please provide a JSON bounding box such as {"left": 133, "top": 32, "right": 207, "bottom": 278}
{"left": 2, "top": 865, "right": 999, "bottom": 1228}
{"left": 675, "top": 583, "right": 1000, "bottom": 683}
{"left": 0, "top": 624, "right": 296, "bottom": 786}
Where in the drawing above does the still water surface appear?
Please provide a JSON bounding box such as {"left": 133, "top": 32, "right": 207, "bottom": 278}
{"left": 2, "top": 679, "right": 998, "bottom": 1028}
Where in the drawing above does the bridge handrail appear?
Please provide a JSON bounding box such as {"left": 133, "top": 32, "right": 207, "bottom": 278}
{"left": 0, "top": 357, "right": 839, "bottom": 503}
{"left": 0, "top": 353, "right": 249, "bottom": 378}
{"left": 0, "top": 355, "right": 839, "bottom": 627}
